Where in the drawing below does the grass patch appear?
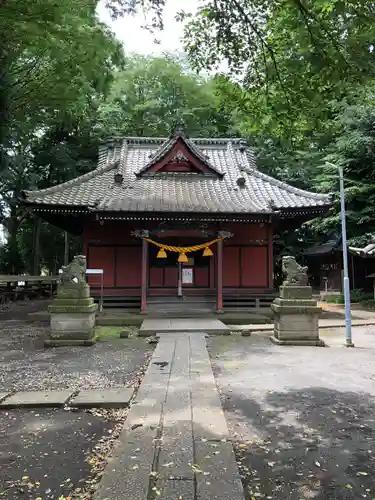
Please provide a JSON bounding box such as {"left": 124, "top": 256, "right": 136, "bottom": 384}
{"left": 95, "top": 325, "right": 139, "bottom": 340}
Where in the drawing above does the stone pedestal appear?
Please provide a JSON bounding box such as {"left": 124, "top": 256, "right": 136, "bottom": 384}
{"left": 45, "top": 282, "right": 98, "bottom": 347}
{"left": 270, "top": 286, "right": 324, "bottom": 346}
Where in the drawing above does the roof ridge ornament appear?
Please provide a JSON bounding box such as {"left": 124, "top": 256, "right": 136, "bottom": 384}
{"left": 170, "top": 120, "right": 188, "bottom": 139}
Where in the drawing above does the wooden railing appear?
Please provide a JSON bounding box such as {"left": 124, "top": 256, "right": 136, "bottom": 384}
{"left": 0, "top": 275, "right": 60, "bottom": 303}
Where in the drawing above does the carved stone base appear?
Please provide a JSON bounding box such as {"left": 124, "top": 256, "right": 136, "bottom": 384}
{"left": 270, "top": 336, "right": 325, "bottom": 347}
{"left": 46, "top": 292, "right": 98, "bottom": 347}
{"left": 271, "top": 285, "right": 324, "bottom": 347}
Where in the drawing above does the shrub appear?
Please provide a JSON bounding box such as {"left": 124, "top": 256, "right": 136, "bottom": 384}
{"left": 324, "top": 289, "right": 373, "bottom": 304}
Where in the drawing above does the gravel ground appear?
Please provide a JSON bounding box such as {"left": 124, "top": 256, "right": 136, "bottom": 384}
{"left": 0, "top": 320, "right": 154, "bottom": 392}
{"left": 0, "top": 408, "right": 116, "bottom": 500}
{"left": 0, "top": 299, "right": 51, "bottom": 321}
{"left": 0, "top": 304, "right": 154, "bottom": 500}
{"left": 208, "top": 327, "right": 375, "bottom": 500}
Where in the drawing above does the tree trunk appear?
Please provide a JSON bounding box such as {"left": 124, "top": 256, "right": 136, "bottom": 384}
{"left": 5, "top": 205, "right": 23, "bottom": 274}
{"left": 64, "top": 231, "right": 69, "bottom": 265}
{"left": 32, "top": 216, "right": 41, "bottom": 275}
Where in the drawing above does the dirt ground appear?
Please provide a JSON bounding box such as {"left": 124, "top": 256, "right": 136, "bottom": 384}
{"left": 208, "top": 328, "right": 375, "bottom": 500}
{"left": 0, "top": 301, "right": 154, "bottom": 499}
{"left": 0, "top": 408, "right": 119, "bottom": 500}
{"left": 0, "top": 299, "right": 153, "bottom": 392}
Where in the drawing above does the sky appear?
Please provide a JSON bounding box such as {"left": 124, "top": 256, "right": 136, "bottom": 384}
{"left": 97, "top": 0, "right": 199, "bottom": 55}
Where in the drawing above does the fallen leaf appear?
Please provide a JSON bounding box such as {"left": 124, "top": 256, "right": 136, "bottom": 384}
{"left": 191, "top": 464, "right": 202, "bottom": 473}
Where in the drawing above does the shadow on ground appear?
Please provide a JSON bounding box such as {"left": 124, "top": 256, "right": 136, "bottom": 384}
{"left": 228, "top": 388, "right": 375, "bottom": 499}
{"left": 208, "top": 334, "right": 375, "bottom": 499}
{"left": 0, "top": 408, "right": 116, "bottom": 499}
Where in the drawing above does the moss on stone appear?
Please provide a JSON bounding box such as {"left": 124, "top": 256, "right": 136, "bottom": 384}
{"left": 51, "top": 297, "right": 94, "bottom": 307}
{"left": 49, "top": 304, "right": 98, "bottom": 314}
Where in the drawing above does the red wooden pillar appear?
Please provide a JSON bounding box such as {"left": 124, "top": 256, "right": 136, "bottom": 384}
{"left": 141, "top": 238, "right": 148, "bottom": 313}
{"left": 267, "top": 223, "right": 273, "bottom": 289}
{"left": 216, "top": 238, "right": 223, "bottom": 312}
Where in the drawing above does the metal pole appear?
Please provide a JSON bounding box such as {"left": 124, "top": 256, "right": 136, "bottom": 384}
{"left": 338, "top": 165, "right": 354, "bottom": 347}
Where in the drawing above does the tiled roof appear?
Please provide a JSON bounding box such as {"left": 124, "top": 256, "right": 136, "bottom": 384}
{"left": 304, "top": 235, "right": 342, "bottom": 256}
{"left": 136, "top": 132, "right": 223, "bottom": 177}
{"left": 22, "top": 137, "right": 332, "bottom": 214}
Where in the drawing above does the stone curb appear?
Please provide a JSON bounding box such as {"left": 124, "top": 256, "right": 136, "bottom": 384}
{"left": 70, "top": 389, "right": 134, "bottom": 409}
{"left": 233, "top": 320, "right": 375, "bottom": 332}
{"left": 0, "top": 390, "right": 75, "bottom": 409}
{"left": 0, "top": 389, "right": 134, "bottom": 409}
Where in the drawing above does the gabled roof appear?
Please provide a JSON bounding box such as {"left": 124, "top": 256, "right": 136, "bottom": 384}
{"left": 136, "top": 126, "right": 223, "bottom": 177}
{"left": 22, "top": 136, "right": 332, "bottom": 216}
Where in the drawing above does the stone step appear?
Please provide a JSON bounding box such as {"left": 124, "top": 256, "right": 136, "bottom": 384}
{"left": 139, "top": 318, "right": 231, "bottom": 336}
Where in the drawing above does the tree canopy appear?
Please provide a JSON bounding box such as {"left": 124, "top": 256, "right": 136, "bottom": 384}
{"left": 1, "top": 0, "right": 375, "bottom": 278}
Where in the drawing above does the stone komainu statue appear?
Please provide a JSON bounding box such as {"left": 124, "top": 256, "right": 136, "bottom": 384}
{"left": 60, "top": 255, "right": 87, "bottom": 285}
{"left": 282, "top": 255, "right": 309, "bottom": 286}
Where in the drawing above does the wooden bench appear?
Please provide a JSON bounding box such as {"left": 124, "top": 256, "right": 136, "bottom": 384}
{"left": 0, "top": 275, "right": 60, "bottom": 303}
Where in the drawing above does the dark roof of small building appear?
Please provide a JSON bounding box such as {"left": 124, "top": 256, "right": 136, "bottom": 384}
{"left": 22, "top": 134, "right": 332, "bottom": 215}
{"left": 304, "top": 235, "right": 342, "bottom": 256}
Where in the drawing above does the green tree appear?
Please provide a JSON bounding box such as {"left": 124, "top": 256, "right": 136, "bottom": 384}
{"left": 4, "top": 54, "right": 240, "bottom": 273}
{"left": 0, "top": 0, "right": 124, "bottom": 273}
{"left": 97, "top": 55, "right": 237, "bottom": 138}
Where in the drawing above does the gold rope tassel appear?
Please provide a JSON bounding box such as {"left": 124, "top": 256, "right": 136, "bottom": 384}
{"left": 157, "top": 248, "right": 167, "bottom": 258}
{"left": 178, "top": 253, "right": 188, "bottom": 263}
{"left": 203, "top": 246, "right": 213, "bottom": 257}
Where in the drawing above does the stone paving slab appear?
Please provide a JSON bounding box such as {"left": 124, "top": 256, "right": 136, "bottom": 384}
{"left": 154, "top": 478, "right": 195, "bottom": 499}
{"left": 195, "top": 441, "right": 244, "bottom": 500}
{"left": 95, "top": 425, "right": 157, "bottom": 500}
{"left": 94, "top": 339, "right": 175, "bottom": 500}
{"left": 190, "top": 333, "right": 230, "bottom": 440}
{"left": 94, "top": 332, "right": 245, "bottom": 500}
{"left": 0, "top": 392, "right": 10, "bottom": 403}
{"left": 0, "top": 390, "right": 74, "bottom": 408}
{"left": 70, "top": 389, "right": 134, "bottom": 408}
{"left": 158, "top": 337, "right": 194, "bottom": 479}
{"left": 139, "top": 318, "right": 230, "bottom": 335}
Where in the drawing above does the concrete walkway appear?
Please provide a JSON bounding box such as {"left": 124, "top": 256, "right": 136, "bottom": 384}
{"left": 140, "top": 318, "right": 230, "bottom": 335}
{"left": 94, "top": 332, "right": 244, "bottom": 500}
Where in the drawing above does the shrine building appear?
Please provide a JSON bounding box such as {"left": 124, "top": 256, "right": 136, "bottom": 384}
{"left": 21, "top": 127, "right": 331, "bottom": 312}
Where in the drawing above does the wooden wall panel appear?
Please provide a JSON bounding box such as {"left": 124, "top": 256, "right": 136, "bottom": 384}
{"left": 164, "top": 267, "right": 178, "bottom": 287}
{"left": 116, "top": 247, "right": 142, "bottom": 287}
{"left": 241, "top": 247, "right": 268, "bottom": 287}
{"left": 223, "top": 247, "right": 240, "bottom": 286}
{"left": 87, "top": 246, "right": 115, "bottom": 287}
{"left": 194, "top": 267, "right": 209, "bottom": 287}
{"left": 149, "top": 268, "right": 164, "bottom": 287}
